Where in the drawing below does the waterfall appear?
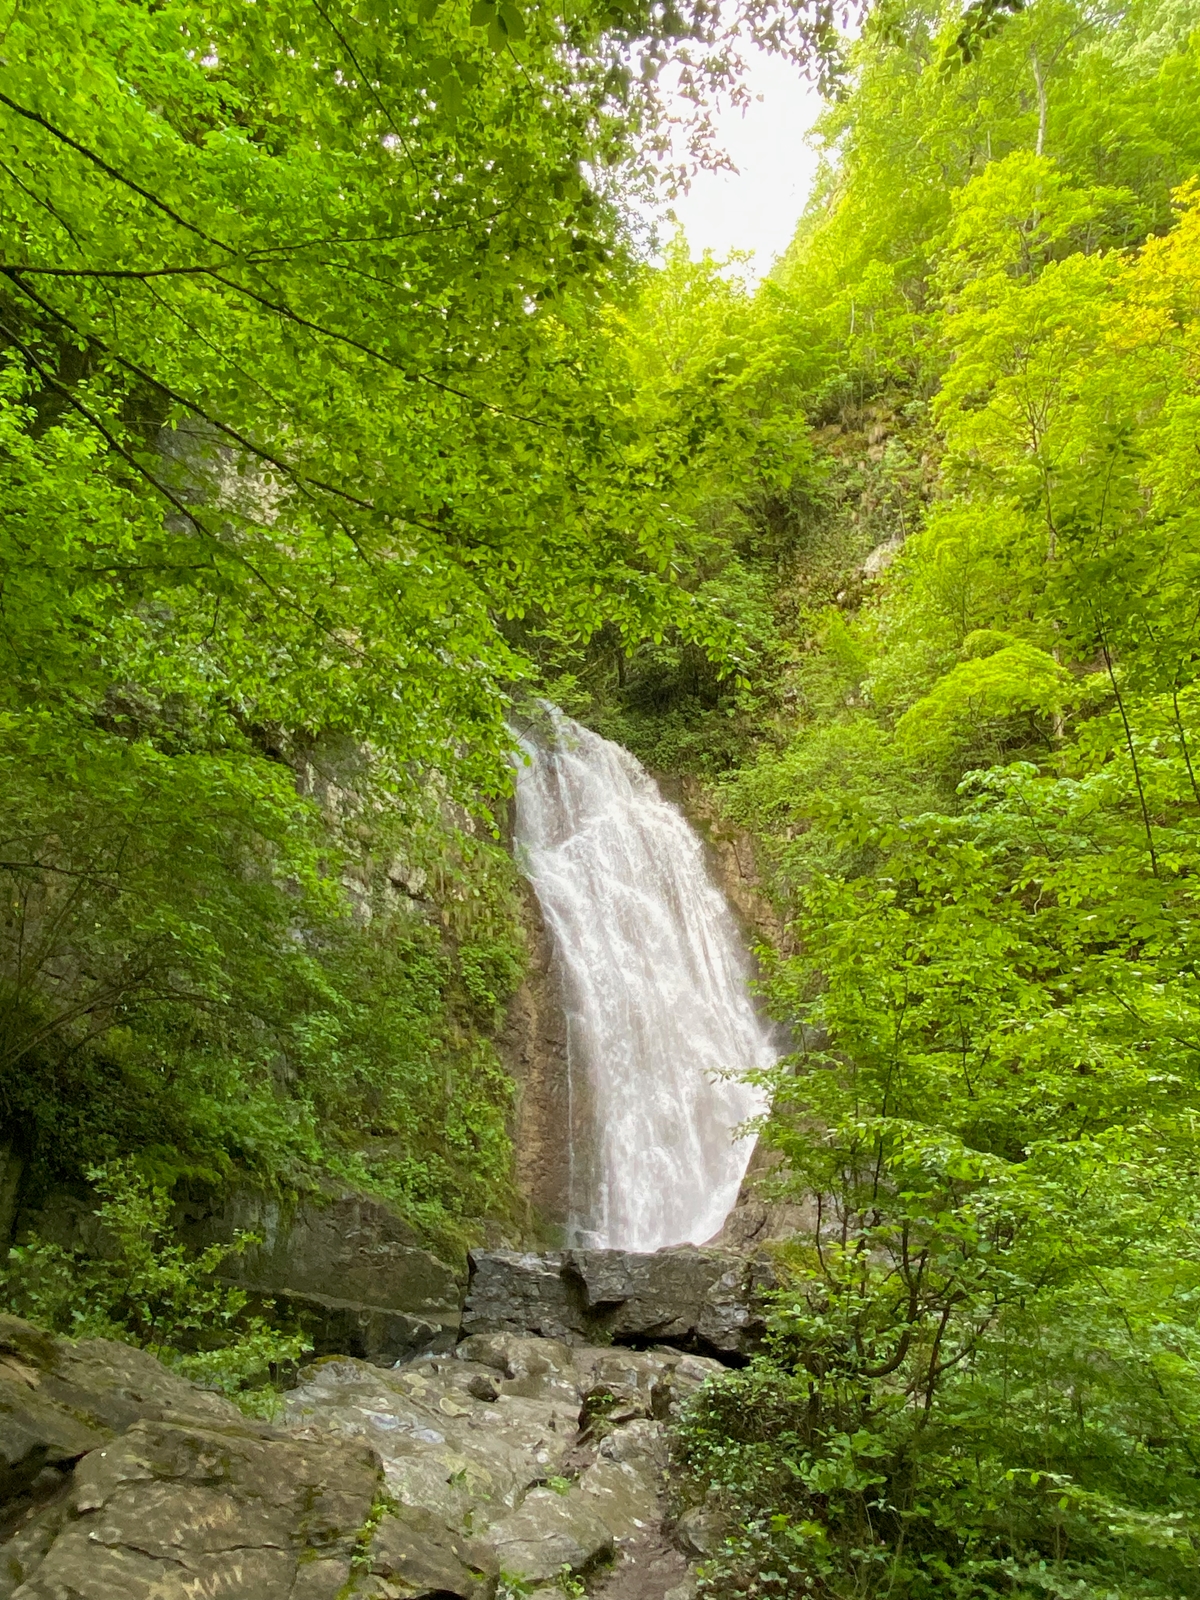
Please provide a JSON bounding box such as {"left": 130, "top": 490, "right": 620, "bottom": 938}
{"left": 512, "top": 708, "right": 773, "bottom": 1252}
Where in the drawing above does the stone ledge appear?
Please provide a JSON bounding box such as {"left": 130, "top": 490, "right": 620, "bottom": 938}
{"left": 462, "top": 1245, "right": 774, "bottom": 1357}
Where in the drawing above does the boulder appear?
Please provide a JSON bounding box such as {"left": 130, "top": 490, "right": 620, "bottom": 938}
{"left": 179, "top": 1187, "right": 464, "bottom": 1364}
{"left": 356, "top": 1504, "right": 495, "bottom": 1600}
{"left": 0, "top": 1417, "right": 382, "bottom": 1599}
{"left": 0, "top": 1323, "right": 721, "bottom": 1600}
{"left": 463, "top": 1247, "right": 773, "bottom": 1356}
{"left": 0, "top": 1315, "right": 241, "bottom": 1518}
{"left": 577, "top": 1455, "right": 660, "bottom": 1541}
{"left": 462, "top": 1251, "right": 583, "bottom": 1344}
{"left": 482, "top": 1485, "right": 614, "bottom": 1582}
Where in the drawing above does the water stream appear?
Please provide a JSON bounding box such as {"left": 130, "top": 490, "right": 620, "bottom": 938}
{"left": 512, "top": 708, "right": 774, "bottom": 1252}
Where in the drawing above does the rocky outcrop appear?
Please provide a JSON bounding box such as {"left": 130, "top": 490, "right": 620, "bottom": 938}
{"left": 286, "top": 1330, "right": 726, "bottom": 1594}
{"left": 496, "top": 877, "right": 573, "bottom": 1240}
{"left": 0, "top": 1315, "right": 383, "bottom": 1599}
{"left": 17, "top": 1184, "right": 466, "bottom": 1368}
{"left": 3, "top": 1418, "right": 382, "bottom": 1600}
{"left": 0, "top": 1303, "right": 734, "bottom": 1599}
{"left": 178, "top": 1187, "right": 465, "bottom": 1365}
{"left": 708, "top": 1140, "right": 818, "bottom": 1252}
{"left": 462, "top": 1246, "right": 774, "bottom": 1357}
{"left": 0, "top": 1314, "right": 243, "bottom": 1521}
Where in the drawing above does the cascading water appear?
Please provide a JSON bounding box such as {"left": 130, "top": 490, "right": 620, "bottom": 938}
{"left": 512, "top": 707, "right": 774, "bottom": 1252}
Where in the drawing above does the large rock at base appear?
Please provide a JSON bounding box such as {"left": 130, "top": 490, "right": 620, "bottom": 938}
{"left": 459, "top": 1255, "right": 585, "bottom": 1344}
{"left": 463, "top": 1247, "right": 773, "bottom": 1356}
{"left": 282, "top": 1335, "right": 723, "bottom": 1581}
{"left": 355, "top": 1505, "right": 496, "bottom": 1600}
{"left": 482, "top": 1486, "right": 614, "bottom": 1583}
{"left": 284, "top": 1352, "right": 582, "bottom": 1527}
{"left": 180, "top": 1187, "right": 464, "bottom": 1365}
{"left": 1, "top": 1418, "right": 382, "bottom": 1600}
{"left": 0, "top": 1316, "right": 241, "bottom": 1516}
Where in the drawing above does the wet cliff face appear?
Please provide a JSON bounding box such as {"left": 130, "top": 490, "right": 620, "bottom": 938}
{"left": 660, "top": 775, "right": 787, "bottom": 955}
{"left": 497, "top": 879, "right": 572, "bottom": 1243}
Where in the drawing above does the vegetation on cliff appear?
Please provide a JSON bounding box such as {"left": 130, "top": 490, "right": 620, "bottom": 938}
{"left": 9, "top": 0, "right": 1200, "bottom": 1588}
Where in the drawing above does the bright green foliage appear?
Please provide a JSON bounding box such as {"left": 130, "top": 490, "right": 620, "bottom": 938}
{"left": 0, "top": 0, "right": 799, "bottom": 1234}
{"left": 1, "top": 1163, "right": 309, "bottom": 1407}
{"left": 537, "top": 241, "right": 827, "bottom": 771}
{"left": 635, "top": 2, "right": 1200, "bottom": 1595}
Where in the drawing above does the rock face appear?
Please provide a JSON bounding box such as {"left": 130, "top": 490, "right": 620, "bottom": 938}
{"left": 286, "top": 1330, "right": 726, "bottom": 1595}
{"left": 178, "top": 1187, "right": 465, "bottom": 1365}
{"left": 0, "top": 1306, "right": 733, "bottom": 1599}
{"left": 496, "top": 878, "right": 573, "bottom": 1242}
{"left": 0, "top": 1314, "right": 242, "bottom": 1518}
{"left": 708, "top": 1140, "right": 819, "bottom": 1253}
{"left": 0, "top": 1316, "right": 382, "bottom": 1599}
{"left": 18, "top": 1185, "right": 464, "bottom": 1369}
{"left": 5, "top": 1419, "right": 382, "bottom": 1600}
{"left": 463, "top": 1246, "right": 773, "bottom": 1356}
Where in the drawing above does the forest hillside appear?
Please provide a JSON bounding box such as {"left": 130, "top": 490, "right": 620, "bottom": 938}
{"left": 3, "top": 0, "right": 1200, "bottom": 1595}
{"left": 560, "top": 2, "right": 1200, "bottom": 1593}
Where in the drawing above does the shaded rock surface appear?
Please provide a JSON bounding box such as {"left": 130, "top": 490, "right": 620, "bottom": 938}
{"left": 464, "top": 1246, "right": 773, "bottom": 1356}
{"left": 180, "top": 1187, "right": 464, "bottom": 1365}
{"left": 0, "top": 1313, "right": 242, "bottom": 1523}
{"left": 496, "top": 877, "right": 573, "bottom": 1243}
{"left": 0, "top": 1317, "right": 382, "bottom": 1600}
{"left": 286, "top": 1331, "right": 726, "bottom": 1595}
{"left": 20, "top": 1186, "right": 463, "bottom": 1368}
{"left": 708, "top": 1140, "right": 819, "bottom": 1253}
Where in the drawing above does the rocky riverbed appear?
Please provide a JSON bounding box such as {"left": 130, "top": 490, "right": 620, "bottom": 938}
{"left": 0, "top": 1245, "right": 761, "bottom": 1599}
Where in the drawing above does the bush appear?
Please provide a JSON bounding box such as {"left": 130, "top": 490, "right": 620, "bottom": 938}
{"left": 0, "top": 1162, "right": 309, "bottom": 1410}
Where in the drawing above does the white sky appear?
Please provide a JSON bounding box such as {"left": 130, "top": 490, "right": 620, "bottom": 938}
{"left": 659, "top": 46, "right": 826, "bottom": 276}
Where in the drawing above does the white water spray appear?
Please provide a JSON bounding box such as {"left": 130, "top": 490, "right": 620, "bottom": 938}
{"left": 512, "top": 708, "right": 773, "bottom": 1252}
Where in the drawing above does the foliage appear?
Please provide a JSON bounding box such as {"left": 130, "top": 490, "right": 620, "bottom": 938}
{"left": 0, "top": 1162, "right": 309, "bottom": 1406}
{"left": 0, "top": 0, "right": 744, "bottom": 1231}
{"left": 633, "top": 2, "right": 1200, "bottom": 1595}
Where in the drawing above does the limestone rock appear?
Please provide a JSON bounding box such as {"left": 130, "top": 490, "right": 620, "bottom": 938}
{"left": 18, "top": 1186, "right": 465, "bottom": 1368}
{"left": 463, "top": 1247, "right": 772, "bottom": 1356}
{"left": 483, "top": 1485, "right": 614, "bottom": 1582}
{"left": 0, "top": 1324, "right": 722, "bottom": 1600}
{"left": 358, "top": 1504, "right": 496, "bottom": 1600}
{"left": 598, "top": 1418, "right": 670, "bottom": 1478}
{"left": 646, "top": 1350, "right": 727, "bottom": 1420}
{"left": 576, "top": 1418, "right": 668, "bottom": 1543}
{"left": 281, "top": 1336, "right": 727, "bottom": 1582}
{"left": 45, "top": 1336, "right": 245, "bottom": 1432}
{"left": 179, "top": 1187, "right": 465, "bottom": 1364}
{"left": 0, "top": 1316, "right": 241, "bottom": 1514}
{"left": 2, "top": 1416, "right": 381, "bottom": 1599}
{"left": 284, "top": 1353, "right": 580, "bottom": 1526}
{"left": 572, "top": 1248, "right": 772, "bottom": 1355}
{"left": 665, "top": 1578, "right": 699, "bottom": 1600}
